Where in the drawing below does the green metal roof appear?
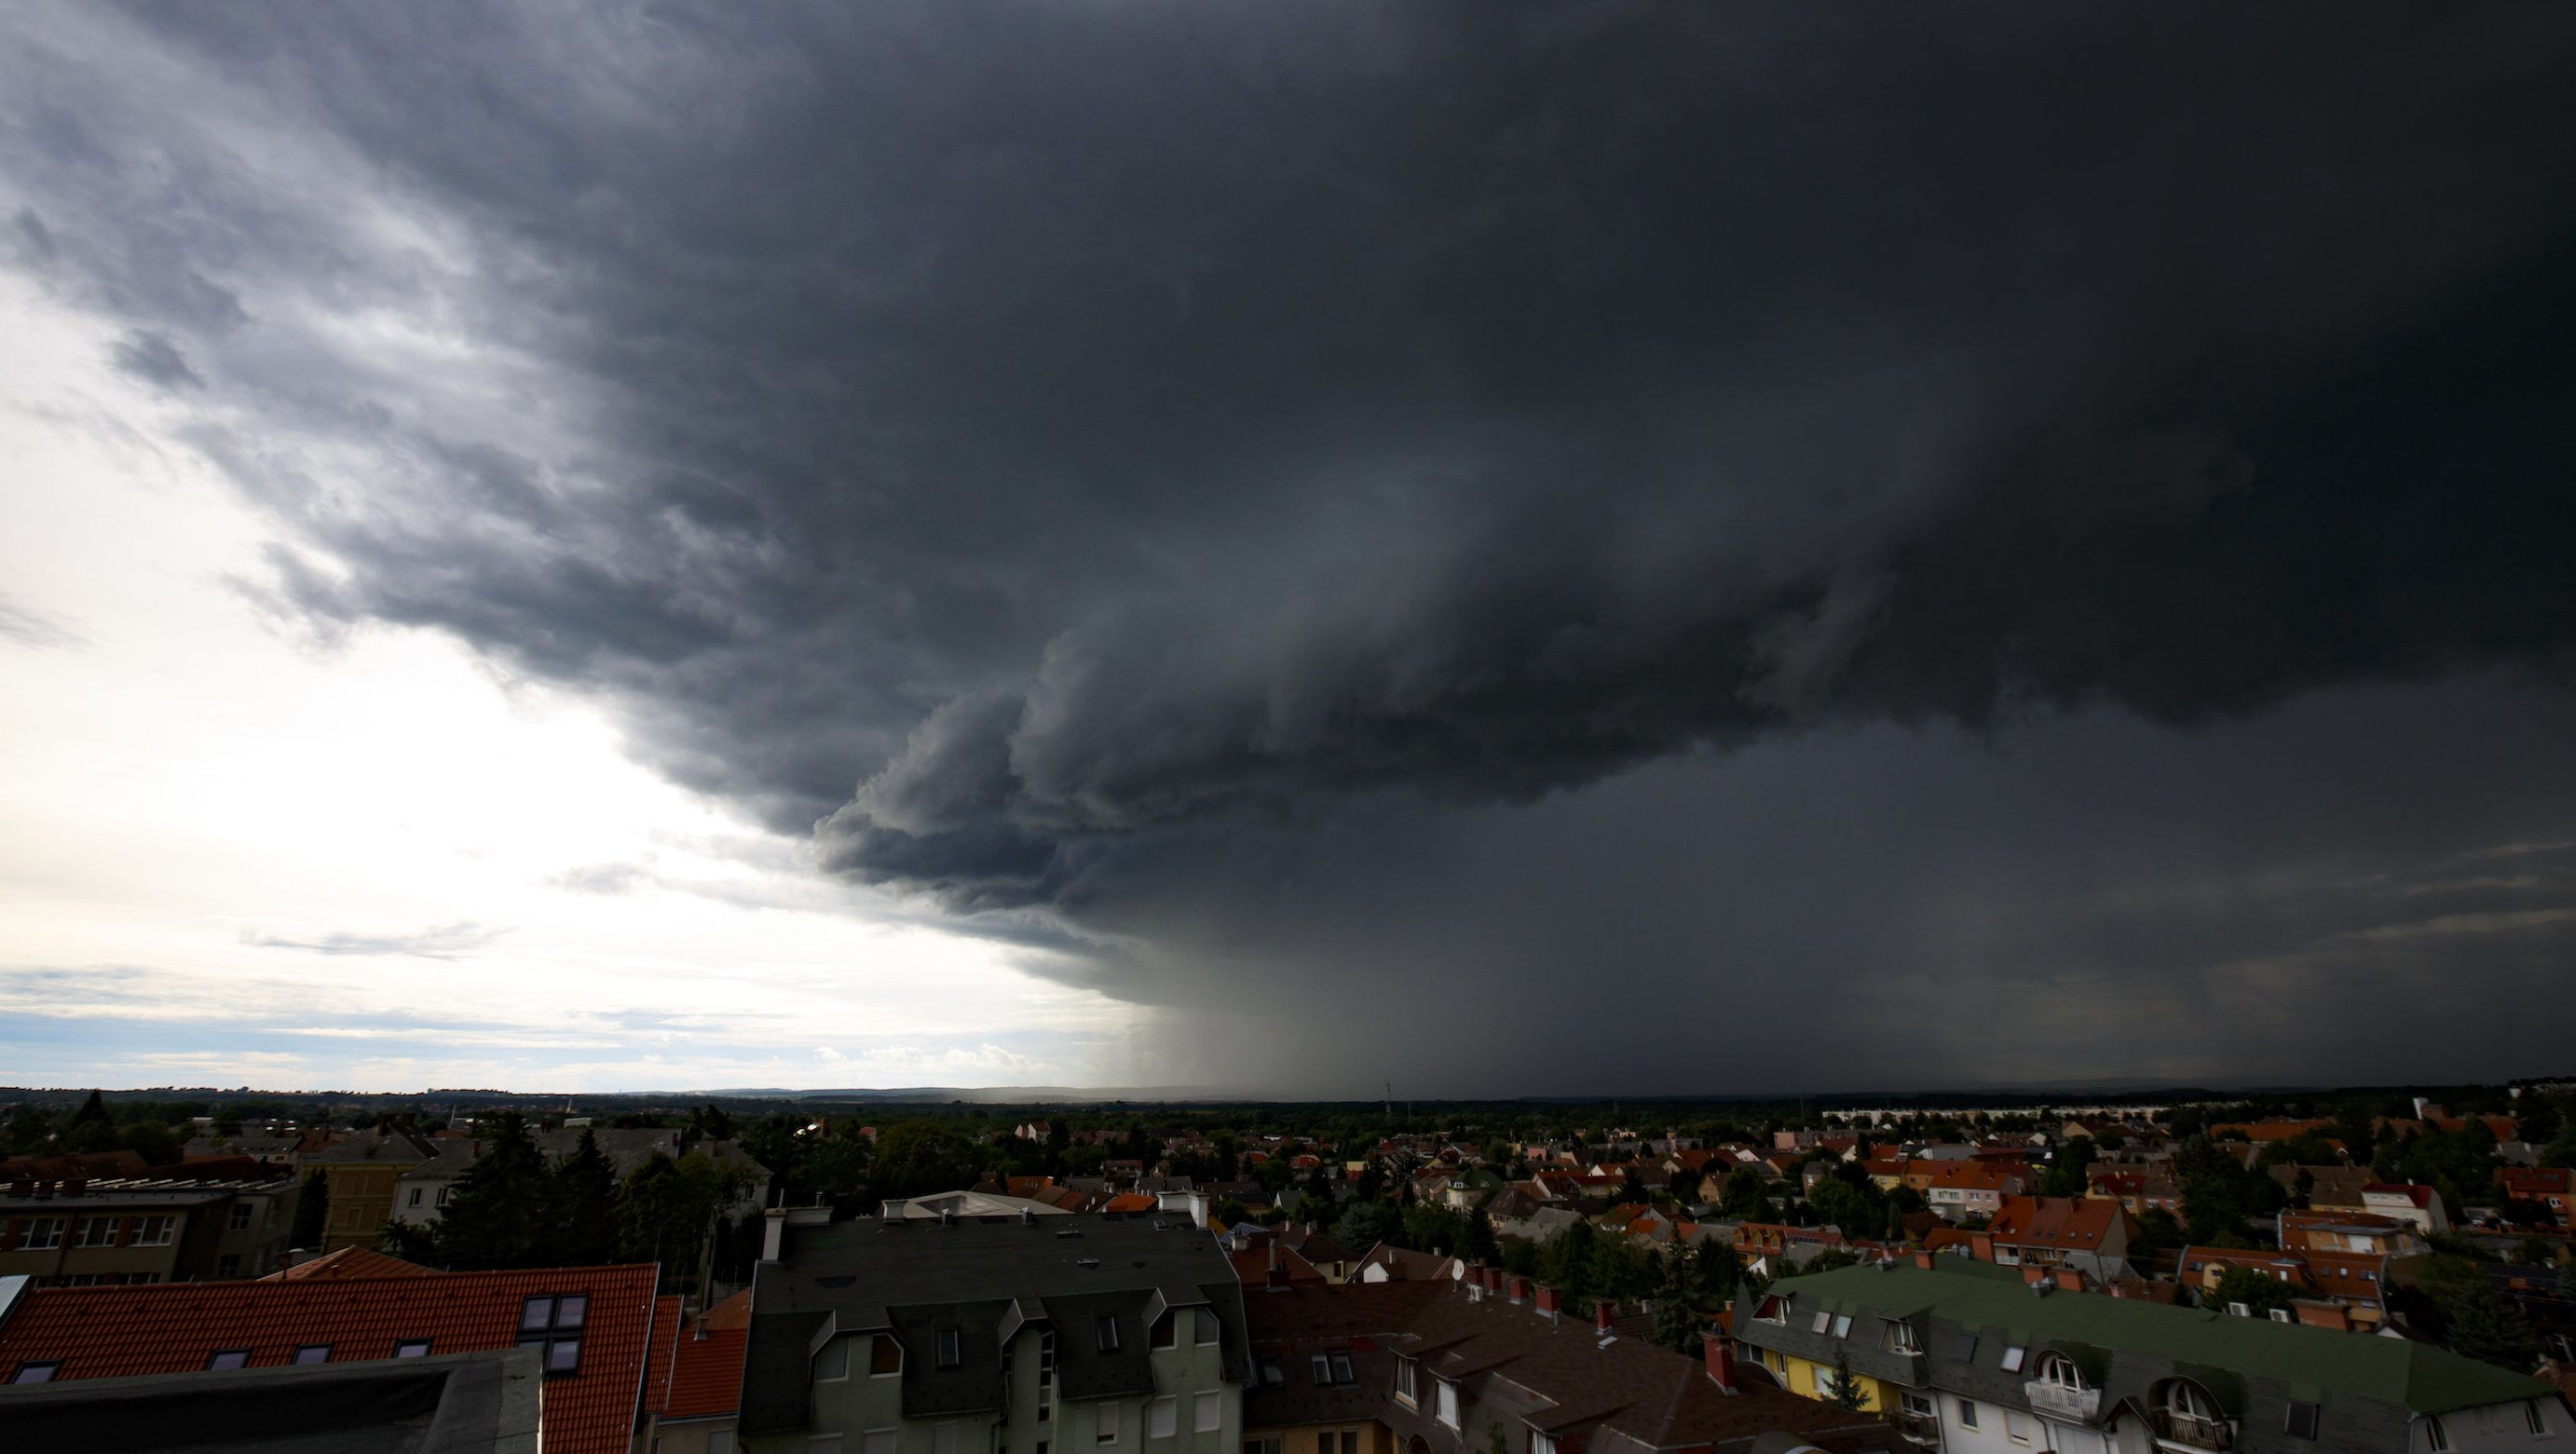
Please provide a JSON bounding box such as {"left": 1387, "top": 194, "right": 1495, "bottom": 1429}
{"left": 1765, "top": 1261, "right": 2551, "bottom": 1416}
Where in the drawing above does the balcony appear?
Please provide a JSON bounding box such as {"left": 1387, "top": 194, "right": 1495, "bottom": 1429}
{"left": 1891, "top": 1410, "right": 1942, "bottom": 1447}
{"left": 2024, "top": 1382, "right": 2101, "bottom": 1423}
{"left": 2148, "top": 1410, "right": 2233, "bottom": 1451}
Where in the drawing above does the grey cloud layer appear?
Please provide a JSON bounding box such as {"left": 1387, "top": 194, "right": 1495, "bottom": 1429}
{"left": 7, "top": 2, "right": 2575, "bottom": 1088}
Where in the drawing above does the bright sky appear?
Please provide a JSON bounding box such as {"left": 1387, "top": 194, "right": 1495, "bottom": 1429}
{"left": 0, "top": 275, "right": 1144, "bottom": 1094}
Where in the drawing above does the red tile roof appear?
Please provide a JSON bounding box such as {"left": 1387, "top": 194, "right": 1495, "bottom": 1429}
{"left": 0, "top": 1263, "right": 661, "bottom": 1454}
{"left": 640, "top": 1294, "right": 683, "bottom": 1417}
{"left": 257, "top": 1246, "right": 433, "bottom": 1282}
{"left": 661, "top": 1323, "right": 749, "bottom": 1419}
{"left": 1986, "top": 1195, "right": 2127, "bottom": 1250}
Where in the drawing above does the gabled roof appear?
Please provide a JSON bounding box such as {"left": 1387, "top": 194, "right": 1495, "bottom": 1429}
{"left": 1986, "top": 1196, "right": 2128, "bottom": 1250}
{"left": 0, "top": 1263, "right": 661, "bottom": 1454}
{"left": 257, "top": 1246, "right": 432, "bottom": 1282}
{"left": 1751, "top": 1259, "right": 2553, "bottom": 1416}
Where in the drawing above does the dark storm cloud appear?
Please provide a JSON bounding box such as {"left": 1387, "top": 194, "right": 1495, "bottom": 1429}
{"left": 109, "top": 329, "right": 203, "bottom": 390}
{"left": 7, "top": 1, "right": 2576, "bottom": 1088}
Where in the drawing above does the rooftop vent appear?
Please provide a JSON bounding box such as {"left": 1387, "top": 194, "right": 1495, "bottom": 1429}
{"left": 1056, "top": 1230, "right": 1084, "bottom": 1239}
{"left": 1076, "top": 1257, "right": 1100, "bottom": 1269}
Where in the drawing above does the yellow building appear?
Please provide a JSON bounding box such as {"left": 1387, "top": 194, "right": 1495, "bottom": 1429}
{"left": 304, "top": 1123, "right": 439, "bottom": 1251}
{"left": 1735, "top": 1340, "right": 1889, "bottom": 1412}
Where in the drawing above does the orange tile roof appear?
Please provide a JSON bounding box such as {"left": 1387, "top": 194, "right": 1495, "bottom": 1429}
{"left": 661, "top": 1324, "right": 749, "bottom": 1419}
{"left": 0, "top": 1263, "right": 661, "bottom": 1454}
{"left": 640, "top": 1294, "right": 683, "bottom": 1416}
{"left": 1986, "top": 1195, "right": 2125, "bottom": 1249}
{"left": 257, "top": 1245, "right": 433, "bottom": 1282}
{"left": 700, "top": 1289, "right": 753, "bottom": 1333}
{"left": 1102, "top": 1192, "right": 1158, "bottom": 1213}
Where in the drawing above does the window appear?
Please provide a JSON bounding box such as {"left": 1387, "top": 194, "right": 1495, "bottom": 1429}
{"left": 1259, "top": 1358, "right": 1283, "bottom": 1386}
{"left": 938, "top": 1325, "right": 961, "bottom": 1368}
{"left": 863, "top": 1431, "right": 896, "bottom": 1454}
{"left": 1196, "top": 1309, "right": 1220, "bottom": 1347}
{"left": 872, "top": 1333, "right": 904, "bottom": 1377}
{"left": 217, "top": 1254, "right": 241, "bottom": 1277}
{"left": 74, "top": 1216, "right": 117, "bottom": 1248}
{"left": 2285, "top": 1402, "right": 2320, "bottom": 1440}
{"left": 1756, "top": 1295, "right": 1789, "bottom": 1324}
{"left": 935, "top": 1425, "right": 959, "bottom": 1454}
{"left": 408, "top": 1189, "right": 424, "bottom": 1208}
{"left": 12, "top": 1362, "right": 61, "bottom": 1383}
{"left": 133, "top": 1216, "right": 175, "bottom": 1247}
{"left": 1883, "top": 1321, "right": 1918, "bottom": 1354}
{"left": 229, "top": 1203, "right": 252, "bottom": 1230}
{"left": 2005, "top": 1412, "right": 2032, "bottom": 1446}
{"left": 2162, "top": 1382, "right": 2221, "bottom": 1422}
{"left": 437, "top": 1187, "right": 452, "bottom": 1207}
{"left": 1995, "top": 1343, "right": 2024, "bottom": 1373}
{"left": 1245, "top": 1438, "right": 1284, "bottom": 1454}
{"left": 208, "top": 1350, "right": 251, "bottom": 1371}
{"left": 1833, "top": 1314, "right": 1853, "bottom": 1338}
{"left": 294, "top": 1345, "right": 331, "bottom": 1366}
{"left": 1811, "top": 1311, "right": 1833, "bottom": 1334}
{"left": 1097, "top": 1403, "right": 1120, "bottom": 1444}
{"left": 1037, "top": 1331, "right": 1056, "bottom": 1421}
{"left": 2530, "top": 1401, "right": 2555, "bottom": 1438}
{"left": 1339, "top": 1432, "right": 1357, "bottom": 1454}
{"left": 1901, "top": 1393, "right": 1936, "bottom": 1420}
{"left": 1152, "top": 1313, "right": 1177, "bottom": 1351}
{"left": 1395, "top": 1355, "right": 1418, "bottom": 1405}
{"left": 1149, "top": 1395, "right": 1178, "bottom": 1438}
{"left": 1956, "top": 1399, "right": 1980, "bottom": 1430}
{"left": 815, "top": 1337, "right": 850, "bottom": 1381}
{"left": 2036, "top": 1352, "right": 2089, "bottom": 1392}
{"left": 1311, "top": 1353, "right": 1331, "bottom": 1384}
{"left": 1328, "top": 1352, "right": 1353, "bottom": 1386}
{"left": 2426, "top": 1417, "right": 2451, "bottom": 1454}
{"left": 1534, "top": 1436, "right": 1559, "bottom": 1454}
{"left": 1951, "top": 1332, "right": 1977, "bottom": 1362}
{"left": 1438, "top": 1380, "right": 1462, "bottom": 1430}
{"left": 1194, "top": 1392, "right": 1221, "bottom": 1434}
{"left": 396, "top": 1340, "right": 432, "bottom": 1358}
{"left": 21, "top": 1217, "right": 62, "bottom": 1250}
{"left": 518, "top": 1295, "right": 587, "bottom": 1376}
{"left": 1099, "top": 1315, "right": 1122, "bottom": 1352}
{"left": 710, "top": 1434, "right": 735, "bottom": 1454}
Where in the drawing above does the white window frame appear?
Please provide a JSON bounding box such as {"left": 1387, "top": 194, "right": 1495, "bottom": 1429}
{"left": 21, "top": 1217, "right": 63, "bottom": 1251}
{"left": 2528, "top": 1402, "right": 2554, "bottom": 1438}
{"left": 1883, "top": 1320, "right": 1918, "bottom": 1354}
{"left": 1394, "top": 1355, "right": 1417, "bottom": 1406}
{"left": 1195, "top": 1309, "right": 1220, "bottom": 1347}
{"left": 1811, "top": 1311, "right": 1833, "bottom": 1334}
{"left": 2425, "top": 1416, "right": 2450, "bottom": 1454}
{"left": 2038, "top": 1352, "right": 2089, "bottom": 1392}
{"left": 1148, "top": 1395, "right": 1178, "bottom": 1439}
{"left": 1098, "top": 1403, "right": 1119, "bottom": 1445}
{"left": 1999, "top": 1344, "right": 2026, "bottom": 1373}
{"left": 2005, "top": 1411, "right": 2032, "bottom": 1446}
{"left": 861, "top": 1429, "right": 896, "bottom": 1454}
{"left": 934, "top": 1424, "right": 959, "bottom": 1454}
{"left": 1956, "top": 1399, "right": 1980, "bottom": 1431}
{"left": 1832, "top": 1314, "right": 1852, "bottom": 1338}
{"left": 1194, "top": 1392, "right": 1221, "bottom": 1434}
{"left": 134, "top": 1216, "right": 175, "bottom": 1247}
{"left": 1438, "top": 1380, "right": 1462, "bottom": 1430}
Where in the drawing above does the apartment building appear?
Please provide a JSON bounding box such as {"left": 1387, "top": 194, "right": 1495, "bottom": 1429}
{"left": 1732, "top": 1256, "right": 2568, "bottom": 1454}
{"left": 305, "top": 1122, "right": 442, "bottom": 1252}
{"left": 739, "top": 1209, "right": 1253, "bottom": 1454}
{"left": 0, "top": 1169, "right": 302, "bottom": 1284}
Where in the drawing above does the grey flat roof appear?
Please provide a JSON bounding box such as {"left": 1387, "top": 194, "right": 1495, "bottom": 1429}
{"left": 0, "top": 1346, "right": 541, "bottom": 1454}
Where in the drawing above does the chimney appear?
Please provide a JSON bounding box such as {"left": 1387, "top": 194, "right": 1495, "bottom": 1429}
{"left": 1970, "top": 1233, "right": 1995, "bottom": 1263}
{"left": 1703, "top": 1332, "right": 1738, "bottom": 1392}
{"left": 1596, "top": 1299, "right": 1617, "bottom": 1335}
{"left": 1022, "top": 1207, "right": 1036, "bottom": 1226}
{"left": 940, "top": 1207, "right": 956, "bottom": 1227}
{"left": 761, "top": 1206, "right": 786, "bottom": 1263}
{"left": 2053, "top": 1269, "right": 2082, "bottom": 1293}
{"left": 1534, "top": 1284, "right": 1561, "bottom": 1317}
{"left": 1488, "top": 1266, "right": 1506, "bottom": 1293}
{"left": 1508, "top": 1275, "right": 1529, "bottom": 1305}
{"left": 1915, "top": 1252, "right": 1935, "bottom": 1270}
{"left": 2022, "top": 1265, "right": 2048, "bottom": 1286}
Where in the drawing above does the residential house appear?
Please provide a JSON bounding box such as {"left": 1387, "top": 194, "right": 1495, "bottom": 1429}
{"left": 1353, "top": 1244, "right": 1457, "bottom": 1284}
{"left": 2270, "top": 1165, "right": 2375, "bottom": 1215}
{"left": 0, "top": 1165, "right": 302, "bottom": 1284}
{"left": 2364, "top": 1184, "right": 2451, "bottom": 1236}
{"left": 306, "top": 1121, "right": 442, "bottom": 1252}
{"left": 2083, "top": 1168, "right": 2181, "bottom": 1218}
{"left": 1733, "top": 1255, "right": 2570, "bottom": 1454}
{"left": 2498, "top": 1170, "right": 2573, "bottom": 1232}
{"left": 1925, "top": 1163, "right": 2025, "bottom": 1223}
{"left": 180, "top": 1135, "right": 305, "bottom": 1167}
{"left": 2278, "top": 1211, "right": 2427, "bottom": 1259}
{"left": 738, "top": 1209, "right": 1252, "bottom": 1454}
{"left": 1279, "top": 1228, "right": 1362, "bottom": 1285}
{"left": 0, "top": 1259, "right": 666, "bottom": 1454}
{"left": 1247, "top": 1272, "right": 1893, "bottom": 1454}
{"left": 643, "top": 1288, "right": 752, "bottom": 1454}
{"left": 1978, "top": 1198, "right": 2139, "bottom": 1284}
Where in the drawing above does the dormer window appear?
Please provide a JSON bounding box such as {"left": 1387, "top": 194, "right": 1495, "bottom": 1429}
{"left": 207, "top": 1350, "right": 250, "bottom": 1371}
{"left": 396, "top": 1340, "right": 431, "bottom": 1359}
{"left": 1882, "top": 1321, "right": 1919, "bottom": 1354}
{"left": 1097, "top": 1315, "right": 1121, "bottom": 1353}
{"left": 1395, "top": 1356, "right": 1418, "bottom": 1406}
{"left": 1756, "top": 1295, "right": 1789, "bottom": 1324}
{"left": 2035, "top": 1353, "right": 2088, "bottom": 1392}
{"left": 1151, "top": 1312, "right": 1177, "bottom": 1351}
{"left": 937, "top": 1326, "right": 961, "bottom": 1368}
{"left": 518, "top": 1296, "right": 586, "bottom": 1376}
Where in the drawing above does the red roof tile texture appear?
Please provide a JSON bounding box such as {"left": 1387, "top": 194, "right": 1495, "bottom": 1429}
{"left": 0, "top": 1263, "right": 661, "bottom": 1454}
{"left": 257, "top": 1245, "right": 433, "bottom": 1282}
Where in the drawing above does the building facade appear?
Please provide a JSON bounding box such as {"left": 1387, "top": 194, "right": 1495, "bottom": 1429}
{"left": 0, "top": 1172, "right": 301, "bottom": 1284}
{"left": 741, "top": 1210, "right": 1253, "bottom": 1454}
{"left": 1732, "top": 1257, "right": 2569, "bottom": 1454}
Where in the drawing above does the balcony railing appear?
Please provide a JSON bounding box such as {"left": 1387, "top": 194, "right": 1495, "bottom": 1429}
{"left": 2024, "top": 1382, "right": 2101, "bottom": 1423}
{"left": 2148, "top": 1409, "right": 2234, "bottom": 1451}
{"left": 1892, "top": 1410, "right": 1942, "bottom": 1446}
